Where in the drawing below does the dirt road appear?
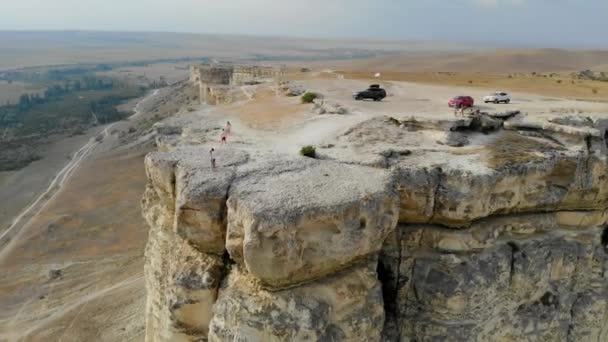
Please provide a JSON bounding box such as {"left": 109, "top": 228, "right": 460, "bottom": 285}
{"left": 0, "top": 90, "right": 159, "bottom": 260}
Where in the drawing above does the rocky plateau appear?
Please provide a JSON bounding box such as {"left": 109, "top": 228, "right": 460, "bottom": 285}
{"left": 141, "top": 67, "right": 608, "bottom": 342}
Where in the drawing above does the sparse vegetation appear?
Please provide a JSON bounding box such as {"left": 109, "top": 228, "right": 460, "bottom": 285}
{"left": 300, "top": 145, "right": 316, "bottom": 158}
{"left": 0, "top": 87, "right": 144, "bottom": 136}
{"left": 592, "top": 88, "right": 599, "bottom": 94}
{"left": 388, "top": 117, "right": 401, "bottom": 126}
{"left": 301, "top": 92, "right": 318, "bottom": 104}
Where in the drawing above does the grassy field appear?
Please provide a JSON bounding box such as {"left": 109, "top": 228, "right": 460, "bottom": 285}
{"left": 338, "top": 71, "right": 608, "bottom": 101}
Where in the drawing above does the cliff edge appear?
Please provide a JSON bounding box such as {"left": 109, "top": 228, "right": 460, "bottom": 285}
{"left": 142, "top": 76, "right": 608, "bottom": 341}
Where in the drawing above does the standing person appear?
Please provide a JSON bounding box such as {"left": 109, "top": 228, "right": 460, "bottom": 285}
{"left": 211, "top": 157, "right": 216, "bottom": 171}
{"left": 209, "top": 148, "right": 215, "bottom": 165}
{"left": 220, "top": 129, "right": 227, "bottom": 144}
{"left": 225, "top": 121, "right": 232, "bottom": 136}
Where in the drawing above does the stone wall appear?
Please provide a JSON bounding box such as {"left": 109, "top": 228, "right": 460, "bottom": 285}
{"left": 189, "top": 65, "right": 233, "bottom": 85}
{"left": 189, "top": 64, "right": 284, "bottom": 104}
{"left": 142, "top": 113, "right": 608, "bottom": 341}
{"left": 231, "top": 65, "right": 284, "bottom": 86}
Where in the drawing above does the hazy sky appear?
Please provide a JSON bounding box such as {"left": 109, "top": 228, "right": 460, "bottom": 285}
{"left": 1, "top": 0, "right": 606, "bottom": 47}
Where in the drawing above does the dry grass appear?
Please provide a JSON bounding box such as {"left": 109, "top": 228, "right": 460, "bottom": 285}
{"left": 338, "top": 71, "right": 608, "bottom": 102}
{"left": 486, "top": 132, "right": 563, "bottom": 169}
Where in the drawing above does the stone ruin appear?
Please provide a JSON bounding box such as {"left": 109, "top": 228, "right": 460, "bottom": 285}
{"left": 189, "top": 64, "right": 285, "bottom": 105}
{"left": 142, "top": 109, "right": 608, "bottom": 341}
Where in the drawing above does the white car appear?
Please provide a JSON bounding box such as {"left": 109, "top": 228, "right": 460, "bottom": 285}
{"left": 484, "top": 92, "right": 511, "bottom": 104}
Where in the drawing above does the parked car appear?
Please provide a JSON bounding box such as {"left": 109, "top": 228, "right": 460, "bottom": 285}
{"left": 353, "top": 84, "right": 387, "bottom": 101}
{"left": 484, "top": 92, "right": 511, "bottom": 104}
{"left": 448, "top": 96, "right": 475, "bottom": 108}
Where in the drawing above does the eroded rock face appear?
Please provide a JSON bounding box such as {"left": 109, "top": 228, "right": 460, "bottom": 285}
{"left": 380, "top": 213, "right": 608, "bottom": 341}
{"left": 396, "top": 154, "right": 608, "bottom": 227}
{"left": 143, "top": 111, "right": 608, "bottom": 342}
{"left": 144, "top": 215, "right": 224, "bottom": 341}
{"left": 209, "top": 260, "right": 384, "bottom": 342}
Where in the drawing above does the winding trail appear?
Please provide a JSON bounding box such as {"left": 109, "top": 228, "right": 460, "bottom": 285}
{"left": 0, "top": 90, "right": 159, "bottom": 260}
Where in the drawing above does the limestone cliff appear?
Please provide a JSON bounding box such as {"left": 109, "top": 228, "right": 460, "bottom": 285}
{"left": 142, "top": 110, "right": 608, "bottom": 341}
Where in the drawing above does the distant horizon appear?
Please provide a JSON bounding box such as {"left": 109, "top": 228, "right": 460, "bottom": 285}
{"left": 1, "top": 0, "right": 606, "bottom": 49}
{"left": 0, "top": 29, "right": 606, "bottom": 51}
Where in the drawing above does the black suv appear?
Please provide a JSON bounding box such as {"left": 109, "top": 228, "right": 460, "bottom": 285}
{"left": 353, "top": 84, "right": 387, "bottom": 101}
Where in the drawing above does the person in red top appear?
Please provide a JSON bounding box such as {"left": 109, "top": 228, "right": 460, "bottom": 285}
{"left": 220, "top": 129, "right": 227, "bottom": 144}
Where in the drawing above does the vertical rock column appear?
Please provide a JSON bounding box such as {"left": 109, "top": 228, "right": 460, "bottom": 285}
{"left": 142, "top": 148, "right": 248, "bottom": 341}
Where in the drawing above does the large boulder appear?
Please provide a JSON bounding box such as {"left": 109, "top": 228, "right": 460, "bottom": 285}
{"left": 226, "top": 158, "right": 399, "bottom": 288}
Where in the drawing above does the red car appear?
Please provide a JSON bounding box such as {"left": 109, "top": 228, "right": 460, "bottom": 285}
{"left": 448, "top": 96, "right": 475, "bottom": 108}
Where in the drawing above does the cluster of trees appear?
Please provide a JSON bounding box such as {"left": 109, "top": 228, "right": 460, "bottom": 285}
{"left": 90, "top": 95, "right": 131, "bottom": 124}
{"left": 13, "top": 77, "right": 116, "bottom": 112}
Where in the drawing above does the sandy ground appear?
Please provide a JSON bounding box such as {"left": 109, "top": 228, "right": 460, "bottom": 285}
{"left": 0, "top": 147, "right": 149, "bottom": 341}
{"left": 0, "top": 86, "right": 188, "bottom": 341}
{"left": 208, "top": 76, "right": 608, "bottom": 156}
{"left": 0, "top": 131, "right": 102, "bottom": 233}
{"left": 334, "top": 70, "right": 608, "bottom": 102}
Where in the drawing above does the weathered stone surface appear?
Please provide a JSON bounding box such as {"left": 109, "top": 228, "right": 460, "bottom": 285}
{"left": 226, "top": 158, "right": 399, "bottom": 288}
{"left": 396, "top": 154, "right": 608, "bottom": 227}
{"left": 208, "top": 260, "right": 385, "bottom": 342}
{"left": 312, "top": 99, "right": 348, "bottom": 115}
{"left": 380, "top": 215, "right": 608, "bottom": 342}
{"left": 322, "top": 116, "right": 608, "bottom": 227}
{"left": 144, "top": 223, "right": 224, "bottom": 342}
{"left": 277, "top": 81, "right": 305, "bottom": 97}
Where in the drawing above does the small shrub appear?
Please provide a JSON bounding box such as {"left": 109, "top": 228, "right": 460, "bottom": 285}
{"left": 556, "top": 80, "right": 562, "bottom": 84}
{"left": 301, "top": 92, "right": 317, "bottom": 104}
{"left": 300, "top": 145, "right": 316, "bottom": 158}
{"left": 468, "top": 80, "right": 473, "bottom": 84}
{"left": 388, "top": 117, "right": 401, "bottom": 126}
{"left": 592, "top": 88, "right": 599, "bottom": 94}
